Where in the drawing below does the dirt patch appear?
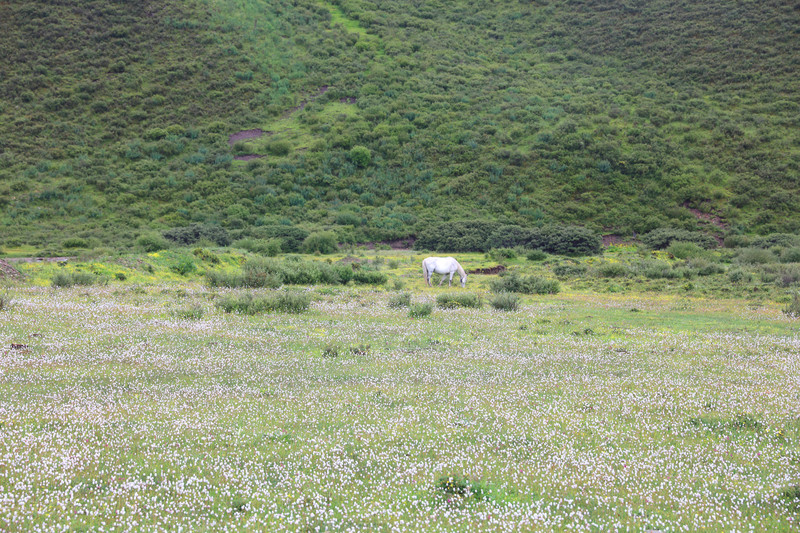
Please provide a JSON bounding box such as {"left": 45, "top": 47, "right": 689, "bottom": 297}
{"left": 0, "top": 259, "right": 25, "bottom": 280}
{"left": 468, "top": 265, "right": 506, "bottom": 275}
{"left": 228, "top": 128, "right": 265, "bottom": 146}
{"left": 340, "top": 96, "right": 357, "bottom": 104}
{"left": 683, "top": 202, "right": 728, "bottom": 230}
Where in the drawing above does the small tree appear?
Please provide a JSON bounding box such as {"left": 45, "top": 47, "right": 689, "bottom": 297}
{"left": 349, "top": 145, "right": 371, "bottom": 167}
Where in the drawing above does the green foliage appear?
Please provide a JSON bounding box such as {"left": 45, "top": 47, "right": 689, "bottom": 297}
{"left": 51, "top": 271, "right": 105, "bottom": 287}
{"left": 163, "top": 225, "right": 231, "bottom": 247}
{"left": 436, "top": 292, "right": 482, "bottom": 309}
{"left": 643, "top": 229, "right": 718, "bottom": 250}
{"left": 596, "top": 263, "right": 629, "bottom": 278}
{"left": 0, "top": 290, "right": 13, "bottom": 312}
{"left": 388, "top": 292, "right": 412, "bottom": 309}
{"left": 666, "top": 241, "right": 707, "bottom": 259}
{"left": 136, "top": 233, "right": 169, "bottom": 253}
{"left": 173, "top": 304, "right": 204, "bottom": 320}
{"left": 489, "top": 272, "right": 560, "bottom": 295}
{"left": 215, "top": 291, "right": 310, "bottom": 314}
{"left": 526, "top": 250, "right": 548, "bottom": 261}
{"left": 234, "top": 238, "right": 281, "bottom": 257}
{"left": 353, "top": 269, "right": 387, "bottom": 285}
{"left": 736, "top": 247, "right": 776, "bottom": 265}
{"left": 436, "top": 474, "right": 488, "bottom": 500}
{"left": 408, "top": 302, "right": 433, "bottom": 318}
{"left": 783, "top": 292, "right": 800, "bottom": 318}
{"left": 62, "top": 238, "right": 89, "bottom": 249}
{"left": 415, "top": 221, "right": 501, "bottom": 253}
{"left": 348, "top": 145, "right": 371, "bottom": 167}
{"left": 170, "top": 257, "right": 197, "bottom": 276}
{"left": 489, "top": 292, "right": 520, "bottom": 311}
{"left": 302, "top": 232, "right": 339, "bottom": 254}
{"left": 2, "top": 0, "right": 799, "bottom": 249}
{"left": 206, "top": 257, "right": 379, "bottom": 287}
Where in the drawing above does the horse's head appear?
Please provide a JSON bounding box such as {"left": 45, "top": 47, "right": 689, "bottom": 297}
{"left": 460, "top": 274, "right": 467, "bottom": 288}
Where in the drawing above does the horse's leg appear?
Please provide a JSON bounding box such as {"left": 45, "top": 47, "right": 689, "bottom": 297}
{"left": 449, "top": 272, "right": 455, "bottom": 287}
{"left": 438, "top": 274, "right": 446, "bottom": 286}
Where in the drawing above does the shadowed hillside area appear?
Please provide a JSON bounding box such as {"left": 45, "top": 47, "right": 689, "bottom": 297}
{"left": 1, "top": 0, "right": 798, "bottom": 253}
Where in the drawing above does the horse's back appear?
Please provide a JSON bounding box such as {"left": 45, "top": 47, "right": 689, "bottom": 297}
{"left": 423, "top": 256, "right": 458, "bottom": 273}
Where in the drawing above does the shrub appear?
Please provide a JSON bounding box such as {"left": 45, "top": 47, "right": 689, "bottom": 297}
{"left": 266, "top": 140, "right": 291, "bottom": 156}
{"left": 642, "top": 228, "right": 718, "bottom": 250}
{"left": 234, "top": 238, "right": 281, "bottom": 256}
{"left": 408, "top": 302, "right": 433, "bottom": 318}
{"left": 388, "top": 292, "right": 412, "bottom": 308}
{"left": 163, "top": 224, "right": 231, "bottom": 246}
{"left": 535, "top": 224, "right": 602, "bottom": 256}
{"left": 353, "top": 270, "right": 387, "bottom": 285}
{"left": 488, "top": 248, "right": 517, "bottom": 261}
{"left": 349, "top": 145, "right": 371, "bottom": 167}
{"left": 0, "top": 290, "right": 12, "bottom": 312}
{"left": 302, "top": 232, "right": 339, "bottom": 254}
{"left": 686, "top": 258, "right": 725, "bottom": 276}
{"left": 667, "top": 241, "right": 706, "bottom": 259}
{"left": 51, "top": 271, "right": 104, "bottom": 287}
{"left": 62, "top": 237, "right": 88, "bottom": 249}
{"left": 553, "top": 263, "right": 587, "bottom": 278}
{"left": 638, "top": 260, "right": 679, "bottom": 279}
{"left": 751, "top": 233, "right": 800, "bottom": 249}
{"left": 723, "top": 234, "right": 751, "bottom": 248}
{"left": 489, "top": 292, "right": 520, "bottom": 311}
{"left": 415, "top": 220, "right": 501, "bottom": 253}
{"left": 193, "top": 248, "right": 220, "bottom": 263}
{"left": 596, "top": 262, "right": 629, "bottom": 278}
{"left": 487, "top": 225, "right": 537, "bottom": 249}
{"left": 727, "top": 268, "right": 752, "bottom": 283}
{"left": 170, "top": 257, "right": 197, "bottom": 276}
{"left": 215, "top": 291, "right": 310, "bottom": 314}
{"left": 173, "top": 304, "right": 204, "bottom": 320}
{"left": 526, "top": 250, "right": 547, "bottom": 261}
{"left": 436, "top": 292, "right": 482, "bottom": 309}
{"left": 436, "top": 474, "right": 488, "bottom": 500}
{"left": 489, "top": 272, "right": 559, "bottom": 294}
{"left": 736, "top": 247, "right": 776, "bottom": 265}
{"left": 250, "top": 226, "right": 309, "bottom": 253}
{"left": 136, "top": 233, "right": 169, "bottom": 252}
{"left": 781, "top": 247, "right": 800, "bottom": 263}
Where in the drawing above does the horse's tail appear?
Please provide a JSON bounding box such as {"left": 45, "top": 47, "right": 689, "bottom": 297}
{"left": 422, "top": 259, "right": 429, "bottom": 280}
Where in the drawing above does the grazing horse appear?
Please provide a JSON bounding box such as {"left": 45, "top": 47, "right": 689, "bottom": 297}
{"left": 422, "top": 257, "right": 467, "bottom": 288}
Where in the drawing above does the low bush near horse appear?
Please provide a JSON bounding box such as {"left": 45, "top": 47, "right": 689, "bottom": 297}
{"left": 489, "top": 292, "right": 520, "bottom": 311}
{"left": 436, "top": 292, "right": 482, "bottom": 309}
{"left": 215, "top": 291, "right": 310, "bottom": 315}
{"left": 489, "top": 272, "right": 559, "bottom": 295}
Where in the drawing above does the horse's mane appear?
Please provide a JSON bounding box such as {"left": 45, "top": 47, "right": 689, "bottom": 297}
{"left": 455, "top": 261, "right": 467, "bottom": 279}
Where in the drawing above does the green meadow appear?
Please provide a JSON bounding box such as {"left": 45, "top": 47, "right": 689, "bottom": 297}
{"left": 2, "top": 249, "right": 800, "bottom": 530}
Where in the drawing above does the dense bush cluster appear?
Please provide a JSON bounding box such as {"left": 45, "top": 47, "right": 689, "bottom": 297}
{"left": 642, "top": 229, "right": 718, "bottom": 250}
{"left": 1, "top": 0, "right": 798, "bottom": 251}
{"left": 489, "top": 272, "right": 560, "bottom": 295}
{"left": 215, "top": 291, "right": 311, "bottom": 314}
{"left": 436, "top": 292, "right": 483, "bottom": 309}
{"left": 205, "top": 257, "right": 384, "bottom": 288}
{"left": 416, "top": 222, "right": 601, "bottom": 255}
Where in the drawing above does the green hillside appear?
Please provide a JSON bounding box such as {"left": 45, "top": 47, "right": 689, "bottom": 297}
{"left": 1, "top": 0, "right": 798, "bottom": 252}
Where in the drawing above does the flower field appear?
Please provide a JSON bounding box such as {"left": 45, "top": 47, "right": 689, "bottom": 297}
{"left": 1, "top": 286, "right": 800, "bottom": 531}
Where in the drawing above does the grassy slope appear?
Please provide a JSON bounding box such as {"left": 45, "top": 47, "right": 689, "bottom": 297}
{"left": 1, "top": 0, "right": 798, "bottom": 252}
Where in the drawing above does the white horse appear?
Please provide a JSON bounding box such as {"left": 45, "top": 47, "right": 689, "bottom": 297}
{"left": 422, "top": 257, "right": 467, "bottom": 287}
